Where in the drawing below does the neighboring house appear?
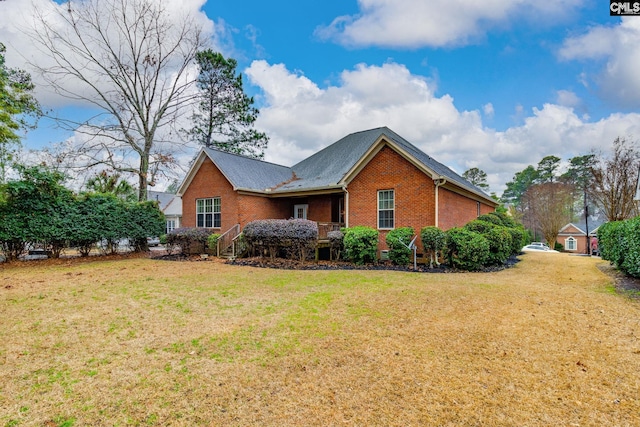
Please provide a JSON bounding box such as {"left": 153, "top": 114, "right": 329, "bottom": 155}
{"left": 148, "top": 191, "right": 182, "bottom": 234}
{"left": 557, "top": 219, "right": 605, "bottom": 255}
{"left": 177, "top": 127, "right": 498, "bottom": 255}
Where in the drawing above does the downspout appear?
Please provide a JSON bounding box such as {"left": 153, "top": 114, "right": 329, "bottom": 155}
{"left": 344, "top": 186, "right": 350, "bottom": 228}
{"left": 434, "top": 177, "right": 447, "bottom": 228}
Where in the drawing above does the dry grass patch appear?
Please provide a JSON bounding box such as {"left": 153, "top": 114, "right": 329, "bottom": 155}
{"left": 1, "top": 253, "right": 639, "bottom": 426}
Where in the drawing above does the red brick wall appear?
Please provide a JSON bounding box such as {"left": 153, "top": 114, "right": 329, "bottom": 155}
{"left": 437, "top": 188, "right": 494, "bottom": 230}
{"left": 182, "top": 158, "right": 239, "bottom": 231}
{"left": 347, "top": 146, "right": 436, "bottom": 251}
{"left": 238, "top": 196, "right": 290, "bottom": 225}
{"left": 308, "top": 195, "right": 333, "bottom": 222}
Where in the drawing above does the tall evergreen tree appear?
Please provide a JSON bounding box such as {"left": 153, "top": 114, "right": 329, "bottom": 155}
{"left": 535, "top": 155, "right": 561, "bottom": 183}
{"left": 462, "top": 167, "right": 489, "bottom": 191}
{"left": 187, "top": 50, "right": 268, "bottom": 159}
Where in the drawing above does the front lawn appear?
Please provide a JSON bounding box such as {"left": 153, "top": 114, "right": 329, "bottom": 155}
{"left": 1, "top": 253, "right": 639, "bottom": 426}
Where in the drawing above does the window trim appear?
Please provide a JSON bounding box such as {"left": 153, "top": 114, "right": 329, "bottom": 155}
{"left": 294, "top": 204, "right": 309, "bottom": 220}
{"left": 196, "top": 197, "right": 221, "bottom": 229}
{"left": 377, "top": 189, "right": 395, "bottom": 230}
{"left": 565, "top": 236, "right": 577, "bottom": 251}
{"left": 166, "top": 219, "right": 176, "bottom": 234}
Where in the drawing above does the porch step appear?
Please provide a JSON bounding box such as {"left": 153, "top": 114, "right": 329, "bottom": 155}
{"left": 218, "top": 248, "right": 235, "bottom": 259}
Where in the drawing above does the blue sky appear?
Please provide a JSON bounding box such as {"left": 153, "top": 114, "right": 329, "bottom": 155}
{"left": 2, "top": 0, "right": 640, "bottom": 193}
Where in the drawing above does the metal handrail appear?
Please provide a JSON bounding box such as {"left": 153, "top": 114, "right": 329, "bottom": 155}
{"left": 217, "top": 224, "right": 240, "bottom": 257}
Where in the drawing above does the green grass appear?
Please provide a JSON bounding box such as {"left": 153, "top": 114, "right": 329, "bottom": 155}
{"left": 1, "top": 254, "right": 639, "bottom": 426}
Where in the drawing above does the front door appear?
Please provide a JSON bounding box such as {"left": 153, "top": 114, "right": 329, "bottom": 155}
{"left": 294, "top": 204, "right": 308, "bottom": 219}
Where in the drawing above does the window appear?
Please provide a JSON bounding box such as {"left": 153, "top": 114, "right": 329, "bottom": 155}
{"left": 166, "top": 219, "right": 176, "bottom": 234}
{"left": 294, "top": 204, "right": 308, "bottom": 219}
{"left": 196, "top": 197, "right": 221, "bottom": 228}
{"left": 378, "top": 190, "right": 394, "bottom": 229}
{"left": 477, "top": 202, "right": 481, "bottom": 217}
{"left": 565, "top": 236, "right": 577, "bottom": 251}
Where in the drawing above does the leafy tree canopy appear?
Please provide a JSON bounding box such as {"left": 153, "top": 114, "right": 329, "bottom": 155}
{"left": 85, "top": 171, "right": 137, "bottom": 202}
{"left": 0, "top": 42, "right": 41, "bottom": 182}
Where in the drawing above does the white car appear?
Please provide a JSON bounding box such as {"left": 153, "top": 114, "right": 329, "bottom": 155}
{"left": 521, "top": 242, "right": 559, "bottom": 253}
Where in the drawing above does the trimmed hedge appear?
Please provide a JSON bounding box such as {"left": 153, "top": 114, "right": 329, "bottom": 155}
{"left": 343, "top": 226, "right": 378, "bottom": 265}
{"left": 445, "top": 227, "right": 490, "bottom": 271}
{"left": 598, "top": 219, "right": 640, "bottom": 277}
{"left": 243, "top": 219, "right": 318, "bottom": 261}
{"left": 166, "top": 227, "right": 213, "bottom": 255}
{"left": 464, "top": 219, "right": 512, "bottom": 266}
{"left": 385, "top": 226, "right": 414, "bottom": 265}
{"left": 0, "top": 166, "right": 165, "bottom": 260}
{"left": 598, "top": 221, "right": 626, "bottom": 268}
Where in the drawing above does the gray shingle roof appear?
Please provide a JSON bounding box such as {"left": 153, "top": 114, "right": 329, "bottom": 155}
{"left": 203, "top": 148, "right": 293, "bottom": 191}
{"left": 200, "top": 127, "right": 493, "bottom": 202}
{"left": 148, "top": 191, "right": 175, "bottom": 211}
{"left": 560, "top": 218, "right": 606, "bottom": 235}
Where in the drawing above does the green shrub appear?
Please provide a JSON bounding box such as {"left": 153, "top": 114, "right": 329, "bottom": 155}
{"left": 476, "top": 213, "right": 503, "bottom": 226}
{"left": 385, "top": 227, "right": 415, "bottom": 265}
{"left": 124, "top": 201, "right": 166, "bottom": 252}
{"left": 598, "top": 221, "right": 625, "bottom": 267}
{"left": 507, "top": 227, "right": 526, "bottom": 255}
{"left": 343, "top": 226, "right": 379, "bottom": 265}
{"left": 464, "top": 220, "right": 512, "bottom": 265}
{"left": 620, "top": 217, "right": 640, "bottom": 277}
{"left": 420, "top": 226, "right": 446, "bottom": 268}
{"left": 445, "top": 227, "right": 490, "bottom": 271}
{"left": 207, "top": 233, "right": 221, "bottom": 254}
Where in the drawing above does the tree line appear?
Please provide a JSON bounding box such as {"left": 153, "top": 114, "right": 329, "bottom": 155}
{"left": 0, "top": 165, "right": 165, "bottom": 261}
{"left": 492, "top": 137, "right": 639, "bottom": 248}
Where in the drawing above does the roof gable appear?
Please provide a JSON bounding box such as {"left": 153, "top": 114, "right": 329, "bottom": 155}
{"left": 177, "top": 148, "right": 293, "bottom": 195}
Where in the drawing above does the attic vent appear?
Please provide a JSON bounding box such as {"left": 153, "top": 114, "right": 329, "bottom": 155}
{"left": 380, "top": 250, "right": 389, "bottom": 261}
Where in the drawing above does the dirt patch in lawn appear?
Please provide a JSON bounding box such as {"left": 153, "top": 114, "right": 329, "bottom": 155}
{"left": 597, "top": 262, "right": 640, "bottom": 297}
{"left": 1, "top": 252, "right": 639, "bottom": 426}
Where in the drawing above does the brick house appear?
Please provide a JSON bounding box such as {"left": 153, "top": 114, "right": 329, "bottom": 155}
{"left": 176, "top": 127, "right": 498, "bottom": 255}
{"left": 557, "top": 219, "right": 605, "bottom": 255}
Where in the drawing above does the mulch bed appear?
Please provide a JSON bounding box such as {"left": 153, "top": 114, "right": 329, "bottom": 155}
{"left": 225, "top": 255, "right": 521, "bottom": 273}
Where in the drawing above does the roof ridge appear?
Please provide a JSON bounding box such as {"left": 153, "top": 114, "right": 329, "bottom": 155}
{"left": 204, "top": 147, "right": 290, "bottom": 170}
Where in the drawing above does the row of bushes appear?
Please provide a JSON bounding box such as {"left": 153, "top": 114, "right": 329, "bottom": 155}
{"left": 338, "top": 212, "right": 525, "bottom": 270}
{"left": 598, "top": 218, "right": 640, "bottom": 277}
{"left": 167, "top": 211, "right": 525, "bottom": 271}
{"left": 0, "top": 166, "right": 165, "bottom": 260}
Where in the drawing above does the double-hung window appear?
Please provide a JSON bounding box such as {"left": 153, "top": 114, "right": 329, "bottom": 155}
{"left": 565, "top": 236, "right": 577, "bottom": 251}
{"left": 378, "top": 190, "right": 394, "bottom": 229}
{"left": 196, "top": 197, "right": 221, "bottom": 228}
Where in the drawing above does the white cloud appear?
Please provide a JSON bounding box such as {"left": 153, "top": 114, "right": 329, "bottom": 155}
{"left": 316, "top": 0, "right": 583, "bottom": 48}
{"left": 555, "top": 90, "right": 581, "bottom": 108}
{"left": 246, "top": 60, "right": 640, "bottom": 194}
{"left": 483, "top": 103, "right": 495, "bottom": 119}
{"left": 559, "top": 18, "right": 640, "bottom": 108}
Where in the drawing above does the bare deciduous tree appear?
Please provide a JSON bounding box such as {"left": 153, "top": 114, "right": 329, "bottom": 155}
{"left": 522, "top": 182, "right": 573, "bottom": 247}
{"left": 28, "top": 0, "right": 204, "bottom": 200}
{"left": 590, "top": 137, "right": 640, "bottom": 221}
